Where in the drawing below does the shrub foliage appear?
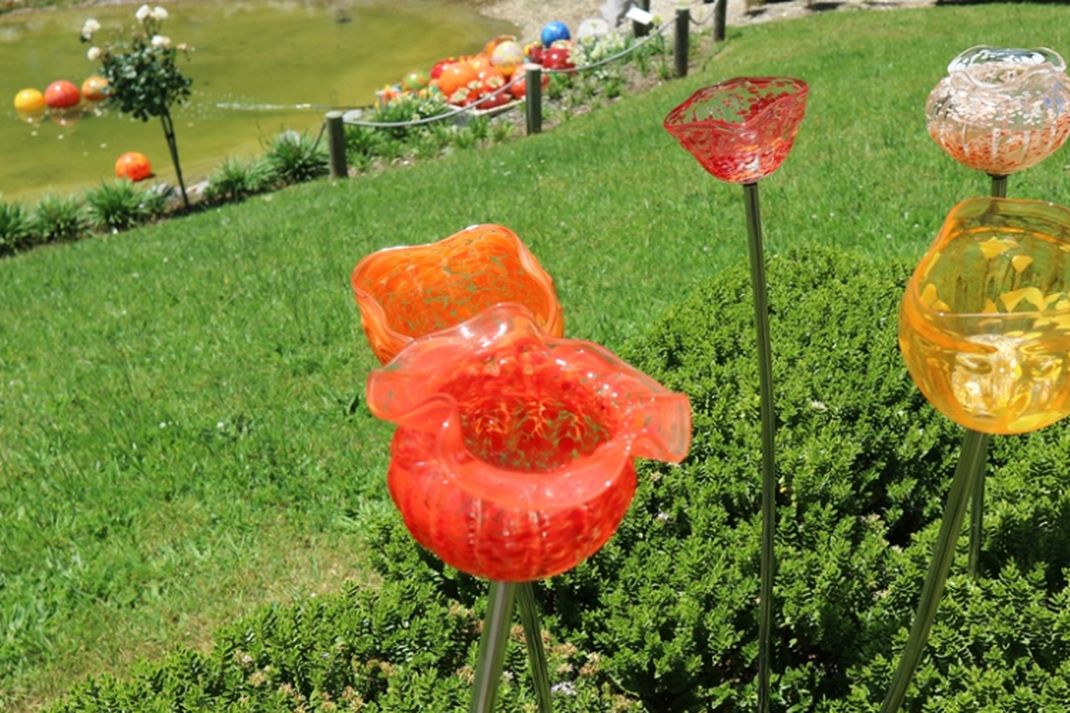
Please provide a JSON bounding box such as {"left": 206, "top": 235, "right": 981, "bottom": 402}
{"left": 52, "top": 248, "right": 1070, "bottom": 711}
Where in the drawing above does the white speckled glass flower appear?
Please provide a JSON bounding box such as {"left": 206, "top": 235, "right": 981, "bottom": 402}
{"left": 926, "top": 46, "right": 1070, "bottom": 176}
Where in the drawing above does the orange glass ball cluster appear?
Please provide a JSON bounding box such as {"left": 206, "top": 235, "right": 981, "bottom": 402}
{"left": 353, "top": 225, "right": 690, "bottom": 582}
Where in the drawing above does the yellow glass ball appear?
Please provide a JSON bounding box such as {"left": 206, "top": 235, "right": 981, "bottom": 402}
{"left": 13, "top": 88, "right": 46, "bottom": 115}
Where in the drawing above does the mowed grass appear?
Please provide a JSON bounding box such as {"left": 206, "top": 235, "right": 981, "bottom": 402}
{"left": 3, "top": 4, "right": 1070, "bottom": 709}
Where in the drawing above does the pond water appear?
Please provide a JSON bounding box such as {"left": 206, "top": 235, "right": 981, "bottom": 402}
{"left": 0, "top": 0, "right": 513, "bottom": 202}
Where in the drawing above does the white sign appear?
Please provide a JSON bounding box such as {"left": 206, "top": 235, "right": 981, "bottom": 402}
{"left": 624, "top": 6, "right": 654, "bottom": 25}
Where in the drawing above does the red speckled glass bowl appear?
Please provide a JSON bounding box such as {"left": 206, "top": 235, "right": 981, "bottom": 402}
{"left": 351, "top": 224, "right": 565, "bottom": 364}
{"left": 926, "top": 46, "right": 1070, "bottom": 176}
{"left": 663, "top": 76, "right": 809, "bottom": 184}
{"left": 366, "top": 304, "right": 692, "bottom": 582}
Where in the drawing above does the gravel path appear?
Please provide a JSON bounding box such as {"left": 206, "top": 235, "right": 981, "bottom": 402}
{"left": 479, "top": 0, "right": 936, "bottom": 44}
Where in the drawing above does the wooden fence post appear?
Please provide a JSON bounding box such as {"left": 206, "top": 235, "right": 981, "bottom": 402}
{"left": 674, "top": 9, "right": 689, "bottom": 78}
{"left": 326, "top": 111, "right": 347, "bottom": 179}
{"left": 525, "top": 68, "right": 543, "bottom": 135}
{"left": 633, "top": 0, "right": 651, "bottom": 38}
{"left": 715, "top": 0, "right": 727, "bottom": 42}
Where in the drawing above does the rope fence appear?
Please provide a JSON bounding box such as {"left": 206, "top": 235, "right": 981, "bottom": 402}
{"left": 690, "top": 5, "right": 717, "bottom": 26}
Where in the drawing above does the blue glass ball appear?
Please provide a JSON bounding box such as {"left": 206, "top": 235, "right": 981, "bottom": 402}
{"left": 540, "top": 21, "right": 571, "bottom": 47}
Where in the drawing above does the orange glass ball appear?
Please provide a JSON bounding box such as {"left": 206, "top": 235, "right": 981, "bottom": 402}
{"left": 81, "top": 75, "right": 110, "bottom": 102}
{"left": 900, "top": 197, "right": 1070, "bottom": 434}
{"left": 114, "top": 152, "right": 153, "bottom": 182}
{"left": 13, "top": 88, "right": 46, "bottom": 115}
{"left": 44, "top": 80, "right": 81, "bottom": 110}
{"left": 437, "top": 61, "right": 478, "bottom": 97}
{"left": 467, "top": 54, "right": 492, "bottom": 75}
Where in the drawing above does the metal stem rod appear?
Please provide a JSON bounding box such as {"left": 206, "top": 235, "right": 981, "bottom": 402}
{"left": 967, "top": 427, "right": 990, "bottom": 578}
{"left": 990, "top": 173, "right": 1008, "bottom": 198}
{"left": 879, "top": 429, "right": 989, "bottom": 713}
{"left": 469, "top": 581, "right": 518, "bottom": 713}
{"left": 743, "top": 181, "right": 776, "bottom": 713}
{"left": 517, "top": 583, "right": 553, "bottom": 712}
{"left": 965, "top": 171, "right": 1005, "bottom": 578}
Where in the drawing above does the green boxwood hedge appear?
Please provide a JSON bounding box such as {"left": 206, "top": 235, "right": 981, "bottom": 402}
{"left": 54, "top": 247, "right": 1070, "bottom": 711}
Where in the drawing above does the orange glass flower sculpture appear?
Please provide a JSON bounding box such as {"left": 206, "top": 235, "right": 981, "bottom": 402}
{"left": 351, "top": 224, "right": 564, "bottom": 364}
{"left": 926, "top": 46, "right": 1070, "bottom": 177}
{"left": 900, "top": 197, "right": 1070, "bottom": 434}
{"left": 663, "top": 76, "right": 809, "bottom": 184}
{"left": 366, "top": 304, "right": 691, "bottom": 582}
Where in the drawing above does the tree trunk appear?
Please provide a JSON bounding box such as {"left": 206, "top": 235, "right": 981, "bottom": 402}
{"left": 160, "top": 110, "right": 190, "bottom": 210}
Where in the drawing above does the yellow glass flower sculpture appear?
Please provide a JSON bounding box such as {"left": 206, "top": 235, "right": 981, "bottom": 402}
{"left": 900, "top": 197, "right": 1070, "bottom": 434}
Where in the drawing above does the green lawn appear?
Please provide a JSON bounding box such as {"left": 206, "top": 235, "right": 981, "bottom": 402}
{"left": 3, "top": 3, "right": 1070, "bottom": 709}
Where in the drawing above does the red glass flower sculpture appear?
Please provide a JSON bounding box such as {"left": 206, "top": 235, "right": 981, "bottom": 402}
{"left": 926, "top": 46, "right": 1070, "bottom": 176}
{"left": 366, "top": 304, "right": 691, "bottom": 582}
{"left": 663, "top": 76, "right": 809, "bottom": 184}
{"left": 351, "top": 224, "right": 565, "bottom": 364}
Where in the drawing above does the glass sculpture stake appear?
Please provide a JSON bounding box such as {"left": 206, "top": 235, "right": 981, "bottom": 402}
{"left": 664, "top": 76, "right": 808, "bottom": 713}
{"left": 366, "top": 305, "right": 692, "bottom": 712}
{"left": 925, "top": 45, "right": 1070, "bottom": 578}
{"left": 352, "top": 225, "right": 566, "bottom": 712}
{"left": 883, "top": 197, "right": 1070, "bottom": 712}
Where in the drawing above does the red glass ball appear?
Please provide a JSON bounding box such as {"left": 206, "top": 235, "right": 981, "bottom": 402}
{"left": 44, "top": 80, "right": 81, "bottom": 110}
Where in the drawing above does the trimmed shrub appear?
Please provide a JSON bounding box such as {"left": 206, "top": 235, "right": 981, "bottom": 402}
{"left": 264, "top": 131, "right": 329, "bottom": 185}
{"left": 33, "top": 194, "right": 90, "bottom": 244}
{"left": 54, "top": 576, "right": 635, "bottom": 712}
{"left": 0, "top": 201, "right": 34, "bottom": 254}
{"left": 50, "top": 248, "right": 1070, "bottom": 711}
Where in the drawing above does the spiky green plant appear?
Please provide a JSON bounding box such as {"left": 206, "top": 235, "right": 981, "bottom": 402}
{"left": 85, "top": 180, "right": 147, "bottom": 232}
{"left": 203, "top": 158, "right": 273, "bottom": 204}
{"left": 264, "top": 131, "right": 329, "bottom": 185}
{"left": 33, "top": 194, "right": 90, "bottom": 244}
{"left": 0, "top": 201, "right": 34, "bottom": 254}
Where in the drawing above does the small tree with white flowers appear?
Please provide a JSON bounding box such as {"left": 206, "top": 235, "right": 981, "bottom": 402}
{"left": 82, "top": 5, "right": 194, "bottom": 208}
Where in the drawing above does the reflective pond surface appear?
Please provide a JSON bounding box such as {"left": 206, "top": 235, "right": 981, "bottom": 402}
{"left": 0, "top": 0, "right": 512, "bottom": 201}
